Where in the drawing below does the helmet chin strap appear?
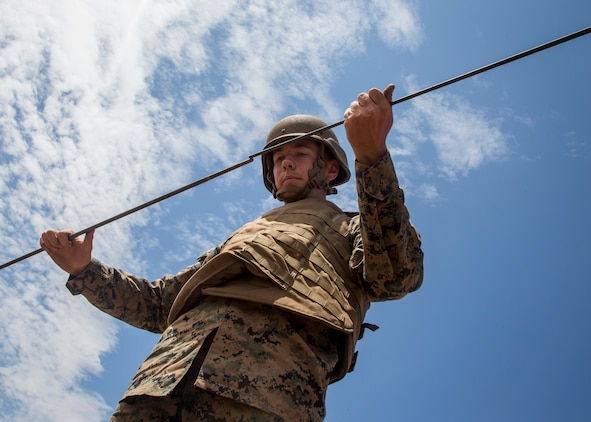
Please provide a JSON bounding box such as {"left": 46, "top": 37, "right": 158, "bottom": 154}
{"left": 275, "top": 185, "right": 309, "bottom": 203}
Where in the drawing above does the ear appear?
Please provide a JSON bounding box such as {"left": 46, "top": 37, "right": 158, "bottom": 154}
{"left": 324, "top": 159, "right": 340, "bottom": 183}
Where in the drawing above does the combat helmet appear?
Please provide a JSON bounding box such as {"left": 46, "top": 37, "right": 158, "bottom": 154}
{"left": 262, "top": 114, "right": 351, "bottom": 202}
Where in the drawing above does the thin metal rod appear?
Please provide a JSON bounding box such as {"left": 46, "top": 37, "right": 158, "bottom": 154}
{"left": 1, "top": 26, "right": 589, "bottom": 271}
{"left": 389, "top": 26, "right": 591, "bottom": 106}
{"left": 259, "top": 26, "right": 591, "bottom": 152}
{"left": 0, "top": 158, "right": 253, "bottom": 270}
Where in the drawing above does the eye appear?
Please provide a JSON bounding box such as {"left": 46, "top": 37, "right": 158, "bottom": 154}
{"left": 296, "top": 147, "right": 314, "bottom": 157}
{"left": 273, "top": 154, "right": 284, "bottom": 165}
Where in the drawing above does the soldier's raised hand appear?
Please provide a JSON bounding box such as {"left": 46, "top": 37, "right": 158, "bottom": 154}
{"left": 344, "top": 84, "right": 395, "bottom": 165}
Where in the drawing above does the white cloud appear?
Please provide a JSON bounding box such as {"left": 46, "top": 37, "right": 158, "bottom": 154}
{"left": 0, "top": 267, "right": 116, "bottom": 422}
{"left": 416, "top": 183, "right": 440, "bottom": 201}
{"left": 417, "top": 92, "right": 508, "bottom": 179}
{"left": 394, "top": 76, "right": 509, "bottom": 183}
{"left": 370, "top": 0, "right": 423, "bottom": 50}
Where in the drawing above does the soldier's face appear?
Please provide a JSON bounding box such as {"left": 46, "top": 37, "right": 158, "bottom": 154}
{"left": 272, "top": 139, "right": 320, "bottom": 194}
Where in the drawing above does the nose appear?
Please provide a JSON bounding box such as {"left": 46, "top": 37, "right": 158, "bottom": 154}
{"left": 281, "top": 156, "right": 294, "bottom": 169}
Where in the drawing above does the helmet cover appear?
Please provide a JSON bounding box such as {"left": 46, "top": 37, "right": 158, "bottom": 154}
{"left": 262, "top": 114, "right": 350, "bottom": 200}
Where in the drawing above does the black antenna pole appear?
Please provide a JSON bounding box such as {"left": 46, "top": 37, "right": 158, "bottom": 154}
{"left": 1, "top": 26, "right": 589, "bottom": 271}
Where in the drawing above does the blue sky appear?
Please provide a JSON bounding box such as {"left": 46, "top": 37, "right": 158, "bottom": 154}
{"left": 0, "top": 1, "right": 589, "bottom": 421}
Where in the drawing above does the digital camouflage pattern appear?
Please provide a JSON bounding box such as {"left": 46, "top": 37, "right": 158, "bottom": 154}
{"left": 66, "top": 151, "right": 423, "bottom": 420}
{"left": 352, "top": 153, "right": 424, "bottom": 301}
{"left": 112, "top": 383, "right": 282, "bottom": 421}
{"left": 110, "top": 299, "right": 335, "bottom": 421}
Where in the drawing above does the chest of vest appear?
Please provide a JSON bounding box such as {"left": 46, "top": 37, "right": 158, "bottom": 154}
{"left": 229, "top": 199, "right": 365, "bottom": 333}
{"left": 170, "top": 199, "right": 368, "bottom": 332}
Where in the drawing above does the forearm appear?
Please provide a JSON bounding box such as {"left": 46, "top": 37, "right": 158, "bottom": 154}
{"left": 354, "top": 152, "right": 424, "bottom": 300}
{"left": 66, "top": 258, "right": 200, "bottom": 333}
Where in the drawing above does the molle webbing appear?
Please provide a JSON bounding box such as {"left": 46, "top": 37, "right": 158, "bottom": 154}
{"left": 243, "top": 225, "right": 352, "bottom": 326}
{"left": 236, "top": 201, "right": 361, "bottom": 331}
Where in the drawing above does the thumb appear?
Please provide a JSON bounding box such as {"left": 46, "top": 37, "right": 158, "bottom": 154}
{"left": 383, "top": 84, "right": 395, "bottom": 103}
{"left": 83, "top": 229, "right": 95, "bottom": 250}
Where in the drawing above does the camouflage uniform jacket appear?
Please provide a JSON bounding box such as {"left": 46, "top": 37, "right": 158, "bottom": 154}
{"left": 66, "top": 151, "right": 423, "bottom": 420}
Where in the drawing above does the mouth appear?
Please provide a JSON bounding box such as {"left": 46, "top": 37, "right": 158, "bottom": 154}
{"left": 281, "top": 174, "right": 300, "bottom": 183}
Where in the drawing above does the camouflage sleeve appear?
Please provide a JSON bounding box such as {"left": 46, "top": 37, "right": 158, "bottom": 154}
{"left": 65, "top": 246, "right": 221, "bottom": 333}
{"left": 350, "top": 151, "right": 424, "bottom": 301}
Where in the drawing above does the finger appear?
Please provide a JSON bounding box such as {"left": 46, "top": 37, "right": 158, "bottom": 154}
{"left": 368, "top": 87, "right": 386, "bottom": 104}
{"left": 346, "top": 100, "right": 361, "bottom": 117}
{"left": 40, "top": 233, "right": 59, "bottom": 252}
{"left": 366, "top": 84, "right": 395, "bottom": 105}
{"left": 41, "top": 230, "right": 58, "bottom": 248}
{"left": 56, "top": 230, "right": 74, "bottom": 247}
{"left": 357, "top": 92, "right": 370, "bottom": 106}
{"left": 40, "top": 231, "right": 48, "bottom": 248}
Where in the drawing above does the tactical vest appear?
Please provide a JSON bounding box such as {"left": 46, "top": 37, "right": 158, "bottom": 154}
{"left": 168, "top": 198, "right": 371, "bottom": 381}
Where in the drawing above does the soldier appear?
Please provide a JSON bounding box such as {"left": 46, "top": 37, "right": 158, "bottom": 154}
{"left": 40, "top": 84, "right": 423, "bottom": 421}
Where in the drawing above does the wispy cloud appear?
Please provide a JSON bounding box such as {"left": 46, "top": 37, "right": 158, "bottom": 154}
{"left": 415, "top": 93, "right": 508, "bottom": 179}
{"left": 392, "top": 75, "right": 509, "bottom": 198}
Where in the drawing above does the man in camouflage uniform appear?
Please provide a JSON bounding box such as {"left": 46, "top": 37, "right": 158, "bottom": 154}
{"left": 40, "top": 84, "right": 423, "bottom": 421}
